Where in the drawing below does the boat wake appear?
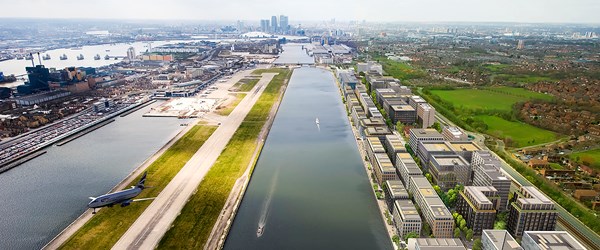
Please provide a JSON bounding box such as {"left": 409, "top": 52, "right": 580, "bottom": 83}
{"left": 316, "top": 117, "right": 320, "bottom": 132}
{"left": 257, "top": 167, "right": 279, "bottom": 238}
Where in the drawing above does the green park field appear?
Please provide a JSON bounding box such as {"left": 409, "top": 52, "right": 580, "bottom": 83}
{"left": 430, "top": 87, "right": 552, "bottom": 112}
{"left": 570, "top": 148, "right": 600, "bottom": 170}
{"left": 476, "top": 115, "right": 559, "bottom": 148}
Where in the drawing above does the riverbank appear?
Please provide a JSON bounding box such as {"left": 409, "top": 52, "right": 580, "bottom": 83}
{"left": 49, "top": 123, "right": 217, "bottom": 250}
{"left": 0, "top": 99, "right": 151, "bottom": 173}
{"left": 331, "top": 68, "right": 398, "bottom": 249}
{"left": 157, "top": 68, "right": 291, "bottom": 249}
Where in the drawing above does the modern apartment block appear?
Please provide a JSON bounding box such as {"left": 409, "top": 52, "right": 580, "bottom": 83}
{"left": 365, "top": 136, "right": 385, "bottom": 165}
{"left": 407, "top": 238, "right": 466, "bottom": 250}
{"left": 417, "top": 103, "right": 435, "bottom": 129}
{"left": 456, "top": 186, "right": 500, "bottom": 235}
{"left": 408, "top": 95, "right": 427, "bottom": 110}
{"left": 384, "top": 180, "right": 410, "bottom": 211}
{"left": 393, "top": 199, "right": 422, "bottom": 239}
{"left": 428, "top": 154, "right": 471, "bottom": 190}
{"left": 442, "top": 126, "right": 468, "bottom": 141}
{"left": 416, "top": 141, "right": 455, "bottom": 171}
{"left": 389, "top": 104, "right": 417, "bottom": 124}
{"left": 373, "top": 153, "right": 398, "bottom": 185}
{"left": 409, "top": 176, "right": 454, "bottom": 238}
{"left": 384, "top": 134, "right": 406, "bottom": 165}
{"left": 507, "top": 186, "right": 557, "bottom": 237}
{"left": 409, "top": 128, "right": 444, "bottom": 155}
{"left": 396, "top": 152, "right": 422, "bottom": 187}
{"left": 521, "top": 231, "right": 586, "bottom": 250}
{"left": 472, "top": 151, "right": 511, "bottom": 211}
{"left": 482, "top": 230, "right": 522, "bottom": 250}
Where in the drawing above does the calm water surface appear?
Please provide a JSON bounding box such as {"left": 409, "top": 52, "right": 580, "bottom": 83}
{"left": 0, "top": 103, "right": 184, "bottom": 249}
{"left": 224, "top": 46, "right": 391, "bottom": 249}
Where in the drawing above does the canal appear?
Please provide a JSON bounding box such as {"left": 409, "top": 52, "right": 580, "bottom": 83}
{"left": 224, "top": 54, "right": 391, "bottom": 249}
{"left": 0, "top": 103, "right": 184, "bottom": 250}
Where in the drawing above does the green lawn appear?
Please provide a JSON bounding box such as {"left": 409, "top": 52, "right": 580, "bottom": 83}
{"left": 372, "top": 55, "right": 427, "bottom": 80}
{"left": 59, "top": 125, "right": 217, "bottom": 249}
{"left": 430, "top": 87, "right": 552, "bottom": 112}
{"left": 216, "top": 93, "right": 246, "bottom": 116}
{"left": 158, "top": 68, "right": 291, "bottom": 249}
{"left": 476, "top": 115, "right": 559, "bottom": 148}
{"left": 570, "top": 148, "right": 600, "bottom": 170}
{"left": 232, "top": 78, "right": 260, "bottom": 92}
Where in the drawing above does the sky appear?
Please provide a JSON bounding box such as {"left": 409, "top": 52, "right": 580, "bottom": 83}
{"left": 1, "top": 0, "right": 599, "bottom": 24}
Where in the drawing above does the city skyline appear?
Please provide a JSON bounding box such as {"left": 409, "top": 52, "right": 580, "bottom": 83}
{"left": 1, "top": 0, "right": 600, "bottom": 24}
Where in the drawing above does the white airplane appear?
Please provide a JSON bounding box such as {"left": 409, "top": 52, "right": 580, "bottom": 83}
{"left": 87, "top": 172, "right": 154, "bottom": 214}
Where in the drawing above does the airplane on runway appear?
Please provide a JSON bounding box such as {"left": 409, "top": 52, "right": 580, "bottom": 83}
{"left": 87, "top": 172, "right": 155, "bottom": 214}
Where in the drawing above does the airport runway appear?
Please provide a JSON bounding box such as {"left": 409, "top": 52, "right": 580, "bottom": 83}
{"left": 112, "top": 73, "right": 277, "bottom": 250}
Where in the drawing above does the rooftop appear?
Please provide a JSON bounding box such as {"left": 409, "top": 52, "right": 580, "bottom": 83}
{"left": 448, "top": 141, "right": 481, "bottom": 152}
{"left": 392, "top": 104, "right": 415, "bottom": 112}
{"left": 483, "top": 230, "right": 522, "bottom": 250}
{"left": 431, "top": 154, "right": 469, "bottom": 167}
{"left": 464, "top": 186, "right": 497, "bottom": 205}
{"left": 410, "top": 128, "right": 443, "bottom": 138}
{"left": 421, "top": 141, "right": 452, "bottom": 152}
{"left": 386, "top": 180, "right": 409, "bottom": 198}
{"left": 409, "top": 238, "right": 465, "bottom": 250}
{"left": 395, "top": 199, "right": 421, "bottom": 221}
{"left": 524, "top": 231, "right": 586, "bottom": 250}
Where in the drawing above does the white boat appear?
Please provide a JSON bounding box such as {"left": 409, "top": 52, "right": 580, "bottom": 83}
{"left": 315, "top": 117, "right": 319, "bottom": 125}
{"left": 257, "top": 225, "right": 264, "bottom": 237}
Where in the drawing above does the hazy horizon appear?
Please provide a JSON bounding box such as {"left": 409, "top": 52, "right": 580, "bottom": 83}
{"left": 1, "top": 0, "right": 599, "bottom": 24}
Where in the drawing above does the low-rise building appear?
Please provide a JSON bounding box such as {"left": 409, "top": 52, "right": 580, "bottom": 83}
{"left": 456, "top": 186, "right": 499, "bottom": 235}
{"left": 442, "top": 126, "right": 468, "bottom": 141}
{"left": 507, "top": 186, "right": 557, "bottom": 237}
{"left": 396, "top": 153, "right": 422, "bottom": 187}
{"left": 384, "top": 134, "right": 406, "bottom": 165}
{"left": 482, "top": 230, "right": 522, "bottom": 250}
{"left": 407, "top": 238, "right": 465, "bottom": 250}
{"left": 409, "top": 129, "right": 444, "bottom": 155}
{"left": 409, "top": 176, "right": 454, "bottom": 238}
{"left": 389, "top": 104, "right": 417, "bottom": 125}
{"left": 373, "top": 153, "right": 398, "bottom": 185}
{"left": 365, "top": 136, "right": 385, "bottom": 165}
{"left": 429, "top": 154, "right": 471, "bottom": 190}
{"left": 393, "top": 200, "right": 422, "bottom": 240}
{"left": 521, "top": 231, "right": 585, "bottom": 250}
{"left": 573, "top": 189, "right": 599, "bottom": 201}
{"left": 384, "top": 180, "right": 410, "bottom": 211}
{"left": 365, "top": 126, "right": 393, "bottom": 141}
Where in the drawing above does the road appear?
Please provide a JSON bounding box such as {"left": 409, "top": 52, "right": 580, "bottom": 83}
{"left": 112, "top": 73, "right": 277, "bottom": 250}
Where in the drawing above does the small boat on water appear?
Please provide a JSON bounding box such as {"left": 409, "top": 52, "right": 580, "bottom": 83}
{"left": 77, "top": 54, "right": 84, "bottom": 60}
{"left": 105, "top": 55, "right": 110, "bottom": 60}
{"left": 257, "top": 225, "right": 264, "bottom": 237}
{"left": 42, "top": 54, "right": 51, "bottom": 60}
{"left": 60, "top": 54, "right": 68, "bottom": 60}
{"left": 94, "top": 54, "right": 101, "bottom": 60}
{"left": 316, "top": 117, "right": 320, "bottom": 125}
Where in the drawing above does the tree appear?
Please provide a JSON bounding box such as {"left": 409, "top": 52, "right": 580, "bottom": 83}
{"left": 454, "top": 227, "right": 461, "bottom": 238}
{"left": 404, "top": 231, "right": 419, "bottom": 241}
{"left": 396, "top": 121, "right": 405, "bottom": 134}
{"left": 425, "top": 173, "right": 433, "bottom": 183}
{"left": 422, "top": 223, "right": 431, "bottom": 237}
{"left": 431, "top": 122, "right": 442, "bottom": 132}
{"left": 473, "top": 239, "right": 483, "bottom": 250}
{"left": 459, "top": 220, "right": 467, "bottom": 231}
{"left": 466, "top": 229, "right": 474, "bottom": 241}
